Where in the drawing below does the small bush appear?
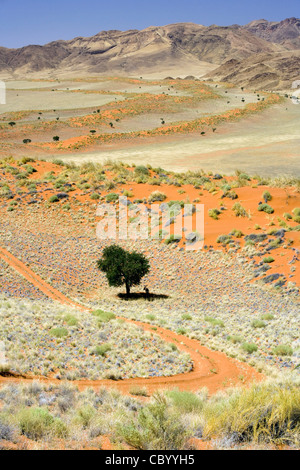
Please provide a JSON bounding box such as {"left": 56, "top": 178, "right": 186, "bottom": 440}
{"left": 261, "top": 314, "right": 274, "bottom": 321}
{"left": 202, "top": 380, "right": 300, "bottom": 444}
{"left": 217, "top": 234, "right": 231, "bottom": 244}
{"left": 130, "top": 386, "right": 149, "bottom": 397}
{"left": 262, "top": 191, "right": 272, "bottom": 202}
{"left": 106, "top": 193, "right": 119, "bottom": 203}
{"left": 64, "top": 315, "right": 78, "bottom": 326}
{"left": 272, "top": 345, "right": 293, "bottom": 356}
{"left": 208, "top": 208, "right": 221, "bottom": 220}
{"left": 164, "top": 234, "right": 181, "bottom": 244}
{"left": 228, "top": 335, "right": 243, "bottom": 344}
{"left": 0, "top": 420, "right": 15, "bottom": 441}
{"left": 205, "top": 316, "right": 225, "bottom": 328}
{"left": 230, "top": 229, "right": 244, "bottom": 238}
{"left": 18, "top": 408, "right": 67, "bottom": 440}
{"left": 116, "top": 394, "right": 191, "bottom": 450}
{"left": 123, "top": 190, "right": 133, "bottom": 197}
{"left": 258, "top": 204, "right": 274, "bottom": 214}
{"left": 90, "top": 193, "right": 100, "bottom": 200}
{"left": 49, "top": 327, "right": 68, "bottom": 338}
{"left": 148, "top": 191, "right": 167, "bottom": 203}
{"left": 232, "top": 203, "right": 248, "bottom": 218}
{"left": 135, "top": 165, "right": 150, "bottom": 176}
{"left": 251, "top": 319, "right": 267, "bottom": 329}
{"left": 167, "top": 390, "right": 203, "bottom": 413}
{"left": 263, "top": 257, "right": 275, "bottom": 264}
{"left": 92, "top": 310, "right": 116, "bottom": 322}
{"left": 182, "top": 314, "right": 192, "bottom": 321}
{"left": 177, "top": 328, "right": 187, "bottom": 335}
{"left": 49, "top": 195, "right": 59, "bottom": 203}
{"left": 146, "top": 314, "right": 156, "bottom": 321}
{"left": 93, "top": 344, "right": 111, "bottom": 357}
{"left": 74, "top": 405, "right": 95, "bottom": 428}
{"left": 241, "top": 343, "right": 258, "bottom": 354}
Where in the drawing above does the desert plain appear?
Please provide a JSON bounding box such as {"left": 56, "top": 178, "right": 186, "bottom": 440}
{"left": 0, "top": 32, "right": 299, "bottom": 451}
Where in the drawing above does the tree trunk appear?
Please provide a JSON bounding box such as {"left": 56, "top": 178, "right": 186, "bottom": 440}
{"left": 125, "top": 283, "right": 130, "bottom": 297}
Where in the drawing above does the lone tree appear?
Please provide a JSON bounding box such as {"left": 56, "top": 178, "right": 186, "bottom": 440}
{"left": 97, "top": 245, "right": 150, "bottom": 296}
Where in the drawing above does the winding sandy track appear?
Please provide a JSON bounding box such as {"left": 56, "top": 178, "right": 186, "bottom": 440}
{"left": 0, "top": 246, "right": 262, "bottom": 394}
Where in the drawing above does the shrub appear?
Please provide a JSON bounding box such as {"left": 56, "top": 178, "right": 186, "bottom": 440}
{"left": 93, "top": 344, "right": 112, "bottom": 357}
{"left": 208, "top": 208, "right": 221, "bottom": 220}
{"left": 64, "top": 315, "right": 78, "bottom": 326}
{"left": 251, "top": 319, "right": 267, "bottom": 329}
{"left": 49, "top": 195, "right": 59, "bottom": 203}
{"left": 239, "top": 173, "right": 251, "bottom": 181}
{"left": 167, "top": 390, "right": 203, "bottom": 413}
{"left": 258, "top": 204, "right": 274, "bottom": 214}
{"left": 263, "top": 257, "right": 275, "bottom": 264}
{"left": 292, "top": 208, "right": 300, "bottom": 217}
{"left": 49, "top": 327, "right": 68, "bottom": 338}
{"left": 241, "top": 343, "right": 258, "bottom": 354}
{"left": 262, "top": 191, "right": 272, "bottom": 202}
{"left": 116, "top": 394, "right": 191, "bottom": 450}
{"left": 228, "top": 335, "right": 243, "bottom": 344}
{"left": 123, "top": 190, "right": 133, "bottom": 197}
{"left": 90, "top": 193, "right": 100, "bottom": 200}
{"left": 17, "top": 408, "right": 67, "bottom": 440}
{"left": 146, "top": 314, "right": 156, "bottom": 321}
{"left": 105, "top": 193, "right": 119, "bottom": 203}
{"left": 217, "top": 235, "right": 231, "bottom": 244}
{"left": 135, "top": 165, "right": 150, "bottom": 176}
{"left": 205, "top": 316, "right": 224, "bottom": 328}
{"left": 129, "top": 386, "right": 149, "bottom": 397}
{"left": 230, "top": 229, "right": 244, "bottom": 238}
{"left": 272, "top": 345, "right": 293, "bottom": 356}
{"left": 164, "top": 234, "right": 181, "bottom": 244}
{"left": 232, "top": 203, "right": 248, "bottom": 218}
{"left": 74, "top": 405, "right": 96, "bottom": 428}
{"left": 0, "top": 420, "right": 15, "bottom": 441}
{"left": 92, "top": 310, "right": 116, "bottom": 322}
{"left": 148, "top": 191, "right": 167, "bottom": 203}
{"left": 202, "top": 380, "right": 300, "bottom": 444}
{"left": 177, "top": 328, "right": 187, "bottom": 335}
{"left": 182, "top": 314, "right": 192, "bottom": 321}
{"left": 261, "top": 314, "right": 274, "bottom": 321}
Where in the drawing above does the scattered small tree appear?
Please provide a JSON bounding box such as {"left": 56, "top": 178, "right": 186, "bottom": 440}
{"left": 97, "top": 245, "right": 150, "bottom": 296}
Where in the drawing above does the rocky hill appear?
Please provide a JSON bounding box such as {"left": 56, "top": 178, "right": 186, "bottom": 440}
{"left": 0, "top": 19, "right": 299, "bottom": 89}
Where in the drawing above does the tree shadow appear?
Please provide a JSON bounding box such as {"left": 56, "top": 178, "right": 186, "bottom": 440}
{"left": 117, "top": 292, "right": 169, "bottom": 302}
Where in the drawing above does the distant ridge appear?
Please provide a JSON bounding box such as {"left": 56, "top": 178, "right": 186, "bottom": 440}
{"left": 0, "top": 18, "right": 299, "bottom": 90}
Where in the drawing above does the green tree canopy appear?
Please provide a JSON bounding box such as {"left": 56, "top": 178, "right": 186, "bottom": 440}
{"left": 97, "top": 245, "right": 150, "bottom": 296}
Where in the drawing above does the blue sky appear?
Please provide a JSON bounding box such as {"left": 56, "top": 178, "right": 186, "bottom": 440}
{"left": 1, "top": 0, "right": 298, "bottom": 48}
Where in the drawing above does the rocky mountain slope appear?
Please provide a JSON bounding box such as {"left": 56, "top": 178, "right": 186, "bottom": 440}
{"left": 0, "top": 19, "right": 299, "bottom": 89}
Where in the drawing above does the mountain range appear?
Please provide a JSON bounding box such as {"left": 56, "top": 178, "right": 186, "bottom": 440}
{"left": 0, "top": 17, "right": 299, "bottom": 90}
